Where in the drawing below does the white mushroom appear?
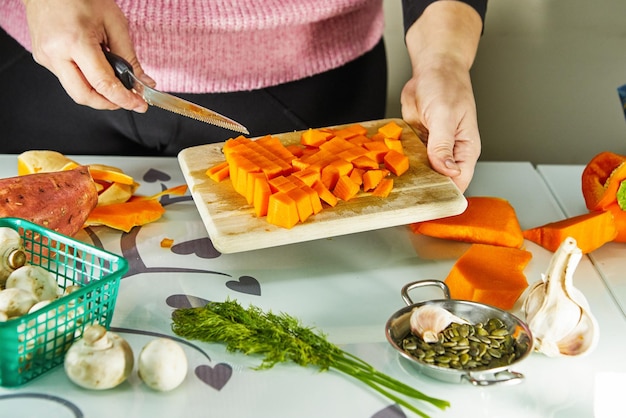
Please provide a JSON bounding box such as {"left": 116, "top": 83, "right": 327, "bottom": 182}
{"left": 0, "top": 287, "right": 38, "bottom": 317}
{"left": 6, "top": 265, "right": 59, "bottom": 302}
{"left": 64, "top": 324, "right": 134, "bottom": 390}
{"left": 138, "top": 338, "right": 188, "bottom": 391}
{"left": 0, "top": 227, "right": 26, "bottom": 287}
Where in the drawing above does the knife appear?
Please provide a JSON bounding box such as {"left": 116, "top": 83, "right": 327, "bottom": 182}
{"left": 103, "top": 49, "right": 249, "bottom": 135}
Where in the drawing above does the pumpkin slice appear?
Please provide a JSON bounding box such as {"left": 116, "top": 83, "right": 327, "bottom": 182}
{"left": 444, "top": 244, "right": 532, "bottom": 310}
{"left": 410, "top": 196, "right": 524, "bottom": 248}
{"left": 523, "top": 210, "right": 618, "bottom": 253}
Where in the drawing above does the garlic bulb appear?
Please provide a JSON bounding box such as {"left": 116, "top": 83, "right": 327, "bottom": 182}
{"left": 410, "top": 304, "right": 468, "bottom": 343}
{"left": 522, "top": 237, "right": 599, "bottom": 357}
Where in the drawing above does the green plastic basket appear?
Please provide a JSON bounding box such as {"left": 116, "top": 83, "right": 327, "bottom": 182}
{"left": 0, "top": 218, "right": 128, "bottom": 387}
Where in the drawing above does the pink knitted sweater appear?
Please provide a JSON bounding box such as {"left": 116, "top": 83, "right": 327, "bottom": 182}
{"left": 1, "top": 0, "right": 384, "bottom": 93}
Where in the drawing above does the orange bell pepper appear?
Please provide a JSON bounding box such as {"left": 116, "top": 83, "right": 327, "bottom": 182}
{"left": 581, "top": 151, "right": 626, "bottom": 242}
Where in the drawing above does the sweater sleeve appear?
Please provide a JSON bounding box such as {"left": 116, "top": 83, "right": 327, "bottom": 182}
{"left": 401, "top": 0, "right": 488, "bottom": 34}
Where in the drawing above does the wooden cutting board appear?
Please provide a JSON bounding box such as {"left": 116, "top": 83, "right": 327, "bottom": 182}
{"left": 177, "top": 119, "right": 467, "bottom": 253}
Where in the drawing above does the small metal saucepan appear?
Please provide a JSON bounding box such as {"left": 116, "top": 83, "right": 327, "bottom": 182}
{"left": 385, "top": 280, "right": 533, "bottom": 386}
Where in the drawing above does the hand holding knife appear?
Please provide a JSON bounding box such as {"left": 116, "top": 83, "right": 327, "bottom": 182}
{"left": 103, "top": 48, "right": 249, "bottom": 135}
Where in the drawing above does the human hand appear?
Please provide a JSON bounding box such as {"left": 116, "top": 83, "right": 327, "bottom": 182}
{"left": 401, "top": 60, "right": 480, "bottom": 193}
{"left": 23, "top": 0, "right": 155, "bottom": 112}
{"left": 401, "top": 1, "right": 483, "bottom": 193}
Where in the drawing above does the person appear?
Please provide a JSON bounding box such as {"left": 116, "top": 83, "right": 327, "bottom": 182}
{"left": 0, "top": 0, "right": 486, "bottom": 192}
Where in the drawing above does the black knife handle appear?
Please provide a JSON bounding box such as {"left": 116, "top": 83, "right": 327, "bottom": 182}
{"left": 102, "top": 49, "right": 135, "bottom": 90}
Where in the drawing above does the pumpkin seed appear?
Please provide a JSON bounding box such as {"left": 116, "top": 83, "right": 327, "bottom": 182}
{"left": 396, "top": 315, "right": 525, "bottom": 372}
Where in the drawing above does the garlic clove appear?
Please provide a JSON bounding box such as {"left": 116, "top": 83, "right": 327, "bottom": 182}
{"left": 409, "top": 304, "right": 468, "bottom": 343}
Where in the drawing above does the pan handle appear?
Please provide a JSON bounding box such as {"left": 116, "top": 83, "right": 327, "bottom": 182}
{"left": 401, "top": 280, "right": 451, "bottom": 306}
{"left": 462, "top": 370, "right": 525, "bottom": 386}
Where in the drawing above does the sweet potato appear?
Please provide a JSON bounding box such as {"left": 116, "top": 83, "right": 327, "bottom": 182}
{"left": 0, "top": 166, "right": 98, "bottom": 236}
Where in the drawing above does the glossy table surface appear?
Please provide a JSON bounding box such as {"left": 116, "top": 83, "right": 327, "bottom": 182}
{"left": 0, "top": 157, "right": 624, "bottom": 418}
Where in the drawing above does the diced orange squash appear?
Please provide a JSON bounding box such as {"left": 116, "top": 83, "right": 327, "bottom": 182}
{"left": 312, "top": 180, "right": 338, "bottom": 207}
{"left": 252, "top": 174, "right": 271, "bottom": 217}
{"left": 333, "top": 175, "right": 360, "bottom": 201}
{"left": 333, "top": 124, "right": 367, "bottom": 139}
{"left": 383, "top": 150, "right": 409, "bottom": 176}
{"left": 349, "top": 168, "right": 364, "bottom": 186}
{"left": 285, "top": 144, "right": 304, "bottom": 158}
{"left": 287, "top": 187, "right": 314, "bottom": 222}
{"left": 411, "top": 197, "right": 524, "bottom": 248}
{"left": 321, "top": 165, "right": 341, "bottom": 190}
{"left": 444, "top": 244, "right": 532, "bottom": 310}
{"left": 362, "top": 169, "right": 384, "bottom": 191}
{"left": 377, "top": 121, "right": 403, "bottom": 140}
{"left": 523, "top": 210, "right": 618, "bottom": 254}
{"left": 371, "top": 178, "right": 393, "bottom": 198}
{"left": 362, "top": 141, "right": 390, "bottom": 163}
{"left": 352, "top": 155, "right": 379, "bottom": 170}
{"left": 348, "top": 134, "right": 370, "bottom": 146}
{"left": 303, "top": 185, "right": 323, "bottom": 214}
{"left": 206, "top": 161, "right": 230, "bottom": 182}
{"left": 301, "top": 128, "right": 333, "bottom": 147}
{"left": 383, "top": 138, "right": 404, "bottom": 154}
{"left": 268, "top": 176, "right": 296, "bottom": 193}
{"left": 290, "top": 168, "right": 320, "bottom": 187}
{"left": 337, "top": 147, "right": 369, "bottom": 163}
{"left": 266, "top": 192, "right": 299, "bottom": 229}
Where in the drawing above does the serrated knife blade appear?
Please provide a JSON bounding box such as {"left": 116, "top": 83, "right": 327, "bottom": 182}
{"left": 103, "top": 49, "right": 249, "bottom": 135}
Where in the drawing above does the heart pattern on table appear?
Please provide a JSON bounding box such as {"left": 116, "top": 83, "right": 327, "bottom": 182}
{"left": 143, "top": 168, "right": 171, "bottom": 183}
{"left": 171, "top": 238, "right": 221, "bottom": 259}
{"left": 226, "top": 276, "right": 261, "bottom": 296}
{"left": 371, "top": 404, "right": 405, "bottom": 418}
{"left": 195, "top": 364, "right": 233, "bottom": 391}
{"left": 166, "top": 294, "right": 211, "bottom": 309}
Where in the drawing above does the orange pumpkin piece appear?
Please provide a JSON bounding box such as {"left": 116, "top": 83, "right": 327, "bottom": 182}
{"left": 371, "top": 178, "right": 393, "bottom": 198}
{"left": 444, "top": 244, "right": 532, "bottom": 310}
{"left": 84, "top": 199, "right": 166, "bottom": 233}
{"left": 301, "top": 128, "right": 333, "bottom": 147}
{"left": 333, "top": 175, "right": 360, "bottom": 201}
{"left": 351, "top": 155, "right": 379, "bottom": 170}
{"left": 383, "top": 150, "right": 409, "bottom": 176}
{"left": 206, "top": 161, "right": 230, "bottom": 182}
{"left": 605, "top": 203, "right": 626, "bottom": 242}
{"left": 383, "top": 138, "right": 403, "bottom": 154}
{"left": 362, "top": 141, "right": 390, "bottom": 164}
{"left": 266, "top": 192, "right": 299, "bottom": 229}
{"left": 362, "top": 169, "right": 384, "bottom": 192}
{"left": 377, "top": 121, "right": 403, "bottom": 140}
{"left": 252, "top": 174, "right": 271, "bottom": 217}
{"left": 312, "top": 180, "right": 338, "bottom": 207}
{"left": 411, "top": 196, "right": 524, "bottom": 248}
{"left": 522, "top": 210, "right": 618, "bottom": 253}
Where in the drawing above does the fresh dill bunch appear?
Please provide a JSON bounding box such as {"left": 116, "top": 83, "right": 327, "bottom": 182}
{"left": 171, "top": 299, "right": 449, "bottom": 418}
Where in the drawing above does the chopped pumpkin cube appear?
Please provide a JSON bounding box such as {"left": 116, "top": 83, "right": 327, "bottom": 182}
{"left": 371, "top": 178, "right": 393, "bottom": 197}
{"left": 383, "top": 150, "right": 409, "bottom": 176}
{"left": 333, "top": 175, "right": 360, "bottom": 201}
{"left": 267, "top": 192, "right": 299, "bottom": 229}
{"left": 377, "top": 121, "right": 403, "bottom": 140}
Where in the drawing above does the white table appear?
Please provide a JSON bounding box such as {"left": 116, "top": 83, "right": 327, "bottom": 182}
{"left": 0, "top": 158, "right": 624, "bottom": 418}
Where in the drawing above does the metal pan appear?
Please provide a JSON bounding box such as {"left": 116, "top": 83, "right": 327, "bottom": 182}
{"left": 385, "top": 280, "right": 533, "bottom": 386}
